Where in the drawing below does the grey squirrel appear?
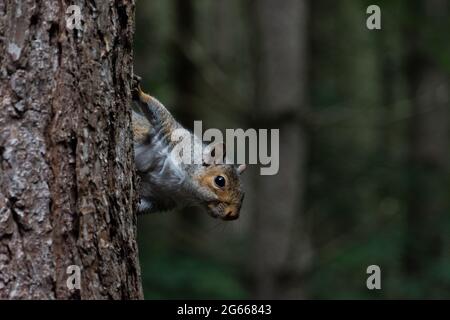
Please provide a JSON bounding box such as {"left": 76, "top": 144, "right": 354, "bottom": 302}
{"left": 131, "top": 76, "right": 246, "bottom": 220}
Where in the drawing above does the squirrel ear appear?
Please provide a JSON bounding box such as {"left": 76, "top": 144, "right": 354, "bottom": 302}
{"left": 237, "top": 164, "right": 247, "bottom": 175}
{"left": 203, "top": 142, "right": 226, "bottom": 166}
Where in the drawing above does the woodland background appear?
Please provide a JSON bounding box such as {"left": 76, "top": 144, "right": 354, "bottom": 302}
{"left": 134, "top": 0, "right": 450, "bottom": 299}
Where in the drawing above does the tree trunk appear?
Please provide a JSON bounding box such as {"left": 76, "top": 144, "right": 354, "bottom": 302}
{"left": 250, "top": 0, "right": 312, "bottom": 299}
{"left": 171, "top": 0, "right": 200, "bottom": 233}
{"left": 0, "top": 0, "right": 143, "bottom": 299}
{"left": 173, "top": 0, "right": 196, "bottom": 126}
{"left": 403, "top": 0, "right": 449, "bottom": 291}
{"left": 211, "top": 0, "right": 234, "bottom": 67}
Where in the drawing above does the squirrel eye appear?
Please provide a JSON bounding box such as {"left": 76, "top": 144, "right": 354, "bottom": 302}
{"left": 214, "top": 175, "right": 226, "bottom": 188}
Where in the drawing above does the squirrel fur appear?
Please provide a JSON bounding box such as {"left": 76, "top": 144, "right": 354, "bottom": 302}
{"left": 131, "top": 76, "right": 246, "bottom": 220}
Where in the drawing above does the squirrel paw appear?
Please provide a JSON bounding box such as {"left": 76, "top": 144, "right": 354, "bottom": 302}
{"left": 137, "top": 198, "right": 154, "bottom": 215}
{"left": 131, "top": 74, "right": 142, "bottom": 100}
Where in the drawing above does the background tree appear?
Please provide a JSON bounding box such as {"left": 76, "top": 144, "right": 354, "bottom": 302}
{"left": 403, "top": 0, "right": 449, "bottom": 296}
{"left": 249, "top": 0, "right": 312, "bottom": 299}
{"left": 0, "top": 0, "right": 142, "bottom": 299}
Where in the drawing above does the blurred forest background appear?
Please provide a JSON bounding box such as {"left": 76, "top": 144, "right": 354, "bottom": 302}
{"left": 134, "top": 0, "right": 450, "bottom": 299}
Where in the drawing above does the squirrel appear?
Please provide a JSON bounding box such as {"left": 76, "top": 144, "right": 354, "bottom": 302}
{"left": 131, "top": 76, "right": 246, "bottom": 220}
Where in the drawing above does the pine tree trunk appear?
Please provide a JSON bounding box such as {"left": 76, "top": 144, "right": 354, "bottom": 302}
{"left": 0, "top": 0, "right": 143, "bottom": 299}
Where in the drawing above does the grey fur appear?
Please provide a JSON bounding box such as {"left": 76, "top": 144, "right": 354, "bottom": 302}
{"left": 132, "top": 88, "right": 244, "bottom": 219}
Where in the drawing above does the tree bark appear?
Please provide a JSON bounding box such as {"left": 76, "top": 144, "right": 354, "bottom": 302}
{"left": 0, "top": 0, "right": 143, "bottom": 299}
{"left": 250, "top": 0, "right": 312, "bottom": 299}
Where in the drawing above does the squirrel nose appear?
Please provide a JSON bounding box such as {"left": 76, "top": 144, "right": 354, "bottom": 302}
{"left": 223, "top": 209, "right": 239, "bottom": 221}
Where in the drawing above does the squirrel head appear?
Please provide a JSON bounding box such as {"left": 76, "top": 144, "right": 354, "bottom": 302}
{"left": 196, "top": 164, "right": 246, "bottom": 221}
{"left": 194, "top": 143, "right": 246, "bottom": 221}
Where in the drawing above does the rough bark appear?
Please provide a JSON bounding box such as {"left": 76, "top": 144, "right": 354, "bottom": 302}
{"left": 250, "top": 0, "right": 312, "bottom": 299}
{"left": 0, "top": 0, "right": 143, "bottom": 299}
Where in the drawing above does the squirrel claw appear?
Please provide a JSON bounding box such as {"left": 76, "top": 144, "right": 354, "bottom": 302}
{"left": 132, "top": 74, "right": 144, "bottom": 101}
{"left": 131, "top": 75, "right": 152, "bottom": 104}
{"left": 132, "top": 74, "right": 142, "bottom": 85}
